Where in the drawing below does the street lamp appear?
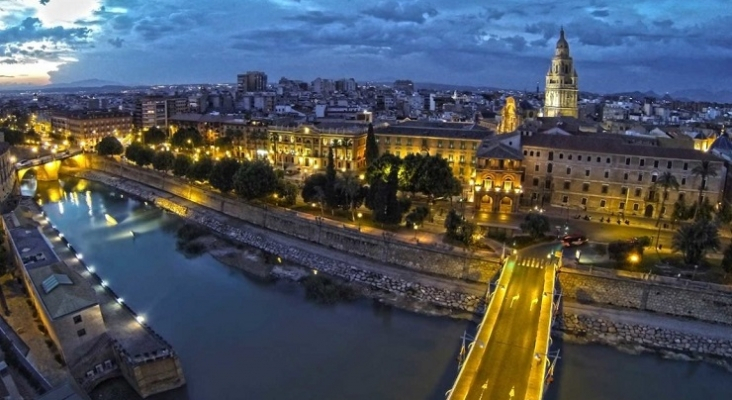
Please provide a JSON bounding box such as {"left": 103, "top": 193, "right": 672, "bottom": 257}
{"left": 357, "top": 212, "right": 363, "bottom": 230}
{"left": 628, "top": 253, "right": 640, "bottom": 264}
{"left": 413, "top": 224, "right": 419, "bottom": 240}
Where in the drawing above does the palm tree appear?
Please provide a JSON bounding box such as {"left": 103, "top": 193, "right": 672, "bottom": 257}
{"left": 672, "top": 220, "right": 720, "bottom": 265}
{"left": 691, "top": 160, "right": 718, "bottom": 218}
{"left": 336, "top": 171, "right": 362, "bottom": 221}
{"left": 653, "top": 172, "right": 679, "bottom": 227}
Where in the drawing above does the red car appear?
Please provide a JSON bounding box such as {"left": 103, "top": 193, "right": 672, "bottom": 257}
{"left": 561, "top": 234, "right": 588, "bottom": 247}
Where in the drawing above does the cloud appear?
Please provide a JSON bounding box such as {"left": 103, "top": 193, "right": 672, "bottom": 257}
{"left": 0, "top": 75, "right": 14, "bottom": 77}
{"left": 107, "top": 37, "right": 123, "bottom": 47}
{"left": 590, "top": 9, "right": 609, "bottom": 17}
{"left": 363, "top": 1, "right": 438, "bottom": 24}
{"left": 284, "top": 11, "right": 356, "bottom": 26}
{"left": 0, "top": 17, "right": 92, "bottom": 46}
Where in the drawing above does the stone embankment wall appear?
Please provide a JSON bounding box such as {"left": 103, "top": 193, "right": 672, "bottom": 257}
{"left": 560, "top": 313, "right": 732, "bottom": 360}
{"left": 75, "top": 170, "right": 486, "bottom": 314}
{"left": 79, "top": 156, "right": 500, "bottom": 283}
{"left": 559, "top": 269, "right": 732, "bottom": 325}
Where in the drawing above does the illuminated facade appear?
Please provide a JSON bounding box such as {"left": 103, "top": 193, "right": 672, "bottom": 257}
{"left": 544, "top": 28, "right": 579, "bottom": 118}
{"left": 50, "top": 111, "right": 132, "bottom": 147}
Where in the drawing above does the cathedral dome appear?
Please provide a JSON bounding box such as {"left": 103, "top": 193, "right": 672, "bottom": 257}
{"left": 555, "top": 28, "right": 570, "bottom": 57}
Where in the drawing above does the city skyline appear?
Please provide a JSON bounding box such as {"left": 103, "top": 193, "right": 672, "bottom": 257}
{"left": 1, "top": 0, "right": 731, "bottom": 94}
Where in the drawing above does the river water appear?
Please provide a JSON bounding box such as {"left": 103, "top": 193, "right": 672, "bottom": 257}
{"left": 24, "top": 178, "right": 732, "bottom": 400}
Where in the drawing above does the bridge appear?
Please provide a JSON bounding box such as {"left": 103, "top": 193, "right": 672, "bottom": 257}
{"left": 447, "top": 252, "right": 560, "bottom": 400}
{"left": 15, "top": 149, "right": 84, "bottom": 181}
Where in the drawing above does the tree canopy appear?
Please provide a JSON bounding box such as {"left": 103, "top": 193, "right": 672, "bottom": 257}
{"left": 172, "top": 154, "right": 193, "bottom": 177}
{"left": 365, "top": 123, "right": 379, "bottom": 166}
{"left": 233, "top": 160, "right": 278, "bottom": 200}
{"left": 171, "top": 128, "right": 204, "bottom": 148}
{"left": 96, "top": 136, "right": 124, "bottom": 156}
{"left": 209, "top": 158, "right": 241, "bottom": 193}
{"left": 672, "top": 220, "right": 720, "bottom": 265}
{"left": 188, "top": 157, "right": 215, "bottom": 182}
{"left": 152, "top": 151, "right": 175, "bottom": 171}
{"left": 125, "top": 142, "right": 154, "bottom": 167}
{"left": 520, "top": 213, "right": 550, "bottom": 239}
{"left": 143, "top": 127, "right": 167, "bottom": 145}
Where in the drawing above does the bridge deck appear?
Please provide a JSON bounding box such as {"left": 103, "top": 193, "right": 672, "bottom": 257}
{"left": 449, "top": 256, "right": 555, "bottom": 400}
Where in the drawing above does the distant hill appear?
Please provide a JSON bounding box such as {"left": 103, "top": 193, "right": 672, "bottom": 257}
{"left": 45, "top": 79, "right": 123, "bottom": 88}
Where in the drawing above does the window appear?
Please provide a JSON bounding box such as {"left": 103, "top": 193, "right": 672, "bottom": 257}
{"left": 625, "top": 157, "right": 631, "bottom": 166}
{"left": 582, "top": 183, "right": 590, "bottom": 192}
{"left": 547, "top": 163, "right": 553, "bottom": 173}
{"left": 545, "top": 180, "right": 551, "bottom": 189}
{"left": 661, "top": 206, "right": 667, "bottom": 215}
{"left": 422, "top": 139, "right": 428, "bottom": 147}
{"left": 532, "top": 178, "right": 539, "bottom": 187}
{"left": 562, "top": 195, "right": 569, "bottom": 203}
{"left": 596, "top": 157, "right": 601, "bottom": 163}
{"left": 638, "top": 173, "right": 643, "bottom": 182}
{"left": 536, "top": 151, "right": 540, "bottom": 157}
{"left": 681, "top": 177, "right": 686, "bottom": 185}
{"left": 601, "top": 185, "right": 609, "bottom": 194}
{"left": 563, "top": 181, "right": 571, "bottom": 190}
{"left": 683, "top": 162, "right": 688, "bottom": 170}
{"left": 585, "top": 169, "right": 590, "bottom": 177}
{"left": 449, "top": 141, "right": 454, "bottom": 149}
{"left": 559, "top": 153, "right": 564, "bottom": 159}
{"left": 566, "top": 167, "right": 572, "bottom": 175}
{"left": 568, "top": 155, "right": 573, "bottom": 160}
{"left": 679, "top": 193, "right": 685, "bottom": 201}
{"left": 606, "top": 158, "right": 611, "bottom": 164}
{"left": 578, "top": 155, "right": 582, "bottom": 161}
{"left": 654, "top": 160, "right": 659, "bottom": 168}
{"left": 385, "top": 137, "right": 391, "bottom": 145}
{"left": 73, "top": 315, "right": 82, "bottom": 324}
{"left": 472, "top": 142, "right": 477, "bottom": 150}
{"left": 624, "top": 173, "right": 629, "bottom": 180}
{"left": 667, "top": 161, "right": 672, "bottom": 169}
{"left": 651, "top": 173, "right": 658, "bottom": 183}
{"left": 535, "top": 164, "right": 540, "bottom": 172}
{"left": 604, "top": 171, "right": 609, "bottom": 178}
{"left": 581, "top": 197, "right": 587, "bottom": 205}
{"left": 639, "top": 159, "right": 645, "bottom": 167}
{"left": 635, "top": 188, "right": 642, "bottom": 197}
{"left": 406, "top": 138, "right": 412, "bottom": 146}
{"left": 437, "top": 140, "right": 443, "bottom": 148}
{"left": 548, "top": 151, "right": 554, "bottom": 161}
{"left": 619, "top": 202, "right": 625, "bottom": 210}
{"left": 600, "top": 199, "right": 606, "bottom": 207}
{"left": 396, "top": 137, "right": 401, "bottom": 145}
{"left": 460, "top": 141, "right": 466, "bottom": 150}
{"left": 621, "top": 187, "right": 628, "bottom": 195}
{"left": 77, "top": 329, "right": 87, "bottom": 337}
{"left": 633, "top": 203, "right": 640, "bottom": 211}
{"left": 530, "top": 151, "right": 534, "bottom": 156}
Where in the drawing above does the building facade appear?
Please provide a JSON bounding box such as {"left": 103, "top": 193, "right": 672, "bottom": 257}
{"left": 474, "top": 132, "right": 524, "bottom": 213}
{"left": 544, "top": 28, "right": 579, "bottom": 118}
{"left": 236, "top": 71, "right": 268, "bottom": 96}
{"left": 0, "top": 142, "right": 15, "bottom": 204}
{"left": 521, "top": 133, "right": 726, "bottom": 219}
{"left": 50, "top": 111, "right": 132, "bottom": 148}
{"left": 135, "top": 97, "right": 188, "bottom": 131}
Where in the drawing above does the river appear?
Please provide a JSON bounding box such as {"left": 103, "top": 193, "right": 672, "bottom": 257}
{"left": 23, "top": 178, "right": 732, "bottom": 400}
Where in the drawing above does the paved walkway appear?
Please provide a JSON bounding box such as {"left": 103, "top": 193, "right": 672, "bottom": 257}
{"left": 563, "top": 302, "right": 732, "bottom": 340}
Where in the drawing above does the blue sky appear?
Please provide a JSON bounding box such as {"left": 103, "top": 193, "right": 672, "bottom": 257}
{"left": 1, "top": 0, "right": 731, "bottom": 93}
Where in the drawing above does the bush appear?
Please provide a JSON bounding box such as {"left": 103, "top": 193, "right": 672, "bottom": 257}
{"left": 301, "top": 275, "right": 357, "bottom": 304}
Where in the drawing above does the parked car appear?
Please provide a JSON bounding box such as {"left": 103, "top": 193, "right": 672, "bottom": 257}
{"left": 561, "top": 234, "right": 588, "bottom": 247}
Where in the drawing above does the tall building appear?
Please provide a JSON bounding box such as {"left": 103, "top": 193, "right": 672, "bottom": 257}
{"left": 134, "top": 96, "right": 187, "bottom": 131}
{"left": 544, "top": 28, "right": 578, "bottom": 118}
{"left": 237, "top": 71, "right": 268, "bottom": 96}
{"left": 50, "top": 110, "right": 132, "bottom": 148}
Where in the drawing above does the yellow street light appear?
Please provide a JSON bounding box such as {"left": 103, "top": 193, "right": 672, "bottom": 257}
{"left": 628, "top": 253, "right": 640, "bottom": 263}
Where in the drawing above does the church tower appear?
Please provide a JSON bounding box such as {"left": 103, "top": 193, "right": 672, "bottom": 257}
{"left": 544, "top": 28, "right": 578, "bottom": 118}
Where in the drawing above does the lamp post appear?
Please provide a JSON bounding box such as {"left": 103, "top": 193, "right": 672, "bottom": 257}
{"left": 357, "top": 212, "right": 363, "bottom": 230}
{"left": 413, "top": 224, "right": 419, "bottom": 241}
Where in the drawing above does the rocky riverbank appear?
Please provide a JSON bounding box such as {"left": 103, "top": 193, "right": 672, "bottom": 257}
{"left": 70, "top": 171, "right": 485, "bottom": 318}
{"left": 558, "top": 312, "right": 732, "bottom": 370}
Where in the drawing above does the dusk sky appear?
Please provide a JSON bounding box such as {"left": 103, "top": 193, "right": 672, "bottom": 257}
{"left": 1, "top": 0, "right": 731, "bottom": 93}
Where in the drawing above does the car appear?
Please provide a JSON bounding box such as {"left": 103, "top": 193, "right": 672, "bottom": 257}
{"left": 561, "top": 234, "right": 588, "bottom": 247}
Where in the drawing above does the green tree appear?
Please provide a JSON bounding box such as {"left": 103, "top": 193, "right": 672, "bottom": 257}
{"left": 415, "top": 155, "right": 462, "bottom": 201}
{"left": 1, "top": 128, "right": 25, "bottom": 145}
{"left": 325, "top": 146, "right": 338, "bottom": 209}
{"left": 365, "top": 122, "right": 379, "bottom": 166}
{"left": 125, "top": 142, "right": 143, "bottom": 163}
{"left": 96, "top": 136, "right": 124, "bottom": 156}
{"left": 672, "top": 220, "right": 720, "bottom": 265}
{"left": 444, "top": 209, "right": 479, "bottom": 247}
{"left": 126, "top": 143, "right": 154, "bottom": 167}
{"left": 671, "top": 197, "right": 691, "bottom": 224}
{"left": 717, "top": 201, "right": 732, "bottom": 225}
{"left": 152, "top": 151, "right": 175, "bottom": 171}
{"left": 691, "top": 161, "right": 718, "bottom": 219}
{"left": 234, "top": 160, "right": 278, "bottom": 200}
{"left": 209, "top": 158, "right": 241, "bottom": 193}
{"left": 302, "top": 173, "right": 329, "bottom": 203}
{"left": 143, "top": 127, "right": 167, "bottom": 145}
{"left": 398, "top": 153, "right": 424, "bottom": 193}
{"left": 171, "top": 128, "right": 204, "bottom": 149}
{"left": 188, "top": 157, "right": 215, "bottom": 182}
{"left": 368, "top": 165, "right": 403, "bottom": 225}
{"left": 405, "top": 205, "right": 430, "bottom": 228}
{"left": 335, "top": 171, "right": 363, "bottom": 221}
{"left": 520, "top": 213, "right": 550, "bottom": 239}
{"left": 172, "top": 154, "right": 193, "bottom": 177}
{"left": 653, "top": 172, "right": 679, "bottom": 227}
{"left": 695, "top": 198, "right": 714, "bottom": 222}
{"left": 275, "top": 179, "right": 298, "bottom": 207}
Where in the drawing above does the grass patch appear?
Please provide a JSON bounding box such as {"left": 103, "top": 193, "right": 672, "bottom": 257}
{"left": 301, "top": 275, "right": 357, "bottom": 304}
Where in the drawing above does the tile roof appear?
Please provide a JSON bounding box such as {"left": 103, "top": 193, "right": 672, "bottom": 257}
{"left": 522, "top": 134, "right": 723, "bottom": 162}
{"left": 375, "top": 121, "right": 492, "bottom": 140}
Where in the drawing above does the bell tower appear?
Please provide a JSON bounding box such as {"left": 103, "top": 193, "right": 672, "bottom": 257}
{"left": 544, "top": 28, "right": 578, "bottom": 118}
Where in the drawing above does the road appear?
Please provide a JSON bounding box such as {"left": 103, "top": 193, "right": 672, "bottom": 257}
{"left": 464, "top": 255, "right": 549, "bottom": 400}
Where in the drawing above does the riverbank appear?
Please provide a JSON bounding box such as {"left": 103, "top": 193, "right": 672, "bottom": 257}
{"left": 557, "top": 303, "right": 732, "bottom": 372}
{"left": 67, "top": 171, "right": 486, "bottom": 319}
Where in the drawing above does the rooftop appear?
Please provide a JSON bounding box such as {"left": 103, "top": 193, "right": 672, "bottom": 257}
{"left": 523, "top": 133, "right": 723, "bottom": 161}
{"left": 375, "top": 121, "right": 492, "bottom": 140}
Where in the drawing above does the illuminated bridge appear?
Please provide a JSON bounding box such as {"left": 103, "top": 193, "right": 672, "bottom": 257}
{"left": 447, "top": 254, "right": 560, "bottom": 400}
{"left": 15, "top": 148, "right": 84, "bottom": 181}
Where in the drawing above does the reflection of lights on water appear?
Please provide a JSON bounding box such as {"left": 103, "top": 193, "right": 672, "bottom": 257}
{"left": 85, "top": 191, "right": 92, "bottom": 210}
{"left": 104, "top": 214, "right": 118, "bottom": 225}
{"left": 58, "top": 202, "right": 64, "bottom": 215}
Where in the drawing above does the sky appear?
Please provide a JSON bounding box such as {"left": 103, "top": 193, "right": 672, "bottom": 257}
{"left": 0, "top": 0, "right": 731, "bottom": 94}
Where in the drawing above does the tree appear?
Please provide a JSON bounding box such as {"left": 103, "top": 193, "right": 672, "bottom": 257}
{"left": 520, "top": 213, "right": 550, "bottom": 239}
{"left": 399, "top": 153, "right": 424, "bottom": 193}
{"left": 368, "top": 165, "right": 403, "bottom": 225}
{"left": 325, "top": 147, "right": 338, "bottom": 209}
{"left": 209, "top": 158, "right": 240, "bottom": 193}
{"left": 365, "top": 122, "right": 379, "bottom": 166}
{"left": 126, "top": 143, "right": 154, "bottom": 167}
{"left": 234, "top": 160, "right": 278, "bottom": 200}
{"left": 671, "top": 197, "right": 691, "bottom": 225}
{"left": 143, "top": 127, "right": 167, "bottom": 145}
{"left": 653, "top": 172, "right": 679, "bottom": 227}
{"left": 275, "top": 179, "right": 298, "bottom": 207}
{"left": 1, "top": 128, "right": 25, "bottom": 145}
{"left": 335, "top": 171, "right": 364, "bottom": 221}
{"left": 152, "top": 151, "right": 175, "bottom": 171}
{"left": 722, "top": 243, "right": 732, "bottom": 280}
{"left": 171, "top": 128, "right": 204, "bottom": 149}
{"left": 188, "top": 157, "right": 215, "bottom": 182}
{"left": 691, "top": 160, "right": 718, "bottom": 219}
{"left": 415, "top": 156, "right": 460, "bottom": 200}
{"left": 125, "top": 142, "right": 144, "bottom": 163}
{"left": 695, "top": 198, "right": 714, "bottom": 222}
{"left": 444, "top": 209, "right": 480, "bottom": 247}
{"left": 405, "top": 205, "right": 430, "bottom": 228}
{"left": 96, "top": 136, "right": 123, "bottom": 156}
{"left": 172, "top": 154, "right": 193, "bottom": 177}
{"left": 717, "top": 201, "right": 732, "bottom": 225}
{"left": 672, "top": 220, "right": 720, "bottom": 265}
{"left": 302, "top": 173, "right": 329, "bottom": 203}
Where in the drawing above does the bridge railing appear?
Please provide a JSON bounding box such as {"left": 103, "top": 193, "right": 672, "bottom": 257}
{"left": 446, "top": 257, "right": 514, "bottom": 399}
{"left": 524, "top": 259, "right": 559, "bottom": 400}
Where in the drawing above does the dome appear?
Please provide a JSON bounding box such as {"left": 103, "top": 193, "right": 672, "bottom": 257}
{"left": 555, "top": 28, "right": 570, "bottom": 57}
